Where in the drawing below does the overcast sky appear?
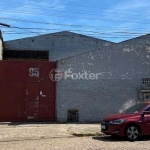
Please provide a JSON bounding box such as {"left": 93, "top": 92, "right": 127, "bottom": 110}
{"left": 0, "top": 0, "right": 150, "bottom": 42}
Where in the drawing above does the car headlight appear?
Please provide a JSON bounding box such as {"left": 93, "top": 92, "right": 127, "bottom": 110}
{"left": 110, "top": 119, "right": 124, "bottom": 124}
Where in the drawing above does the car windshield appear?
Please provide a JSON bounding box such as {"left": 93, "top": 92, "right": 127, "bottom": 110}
{"left": 121, "top": 103, "right": 148, "bottom": 114}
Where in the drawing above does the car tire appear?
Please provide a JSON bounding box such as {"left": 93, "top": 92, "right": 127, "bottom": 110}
{"left": 125, "top": 125, "right": 140, "bottom": 141}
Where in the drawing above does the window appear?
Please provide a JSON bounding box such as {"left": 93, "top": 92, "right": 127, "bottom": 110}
{"left": 143, "top": 93, "right": 150, "bottom": 101}
{"left": 142, "top": 78, "right": 150, "bottom": 88}
{"left": 3, "top": 50, "right": 49, "bottom": 61}
{"left": 122, "top": 103, "right": 148, "bottom": 114}
{"left": 145, "top": 107, "right": 150, "bottom": 112}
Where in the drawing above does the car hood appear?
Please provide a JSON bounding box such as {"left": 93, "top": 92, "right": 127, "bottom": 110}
{"left": 103, "top": 113, "right": 139, "bottom": 122}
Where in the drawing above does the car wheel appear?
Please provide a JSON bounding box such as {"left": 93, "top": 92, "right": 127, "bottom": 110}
{"left": 125, "top": 125, "right": 140, "bottom": 141}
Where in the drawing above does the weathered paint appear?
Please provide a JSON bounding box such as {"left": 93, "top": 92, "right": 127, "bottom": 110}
{"left": 0, "top": 61, "right": 56, "bottom": 122}
{"left": 57, "top": 44, "right": 150, "bottom": 122}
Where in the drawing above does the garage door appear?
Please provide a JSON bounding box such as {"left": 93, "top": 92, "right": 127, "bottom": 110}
{"left": 0, "top": 61, "right": 56, "bottom": 122}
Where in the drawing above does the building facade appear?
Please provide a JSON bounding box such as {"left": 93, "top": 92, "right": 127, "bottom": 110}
{"left": 4, "top": 31, "right": 114, "bottom": 61}
{"left": 2, "top": 31, "right": 150, "bottom": 122}
{"left": 57, "top": 43, "right": 150, "bottom": 122}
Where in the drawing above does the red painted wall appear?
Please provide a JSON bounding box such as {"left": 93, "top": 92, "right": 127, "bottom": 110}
{"left": 0, "top": 61, "right": 56, "bottom": 122}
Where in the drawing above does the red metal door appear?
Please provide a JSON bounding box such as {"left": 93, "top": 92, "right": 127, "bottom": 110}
{"left": 38, "top": 63, "right": 56, "bottom": 121}
{"left": 39, "top": 83, "right": 55, "bottom": 121}
{"left": 25, "top": 83, "right": 39, "bottom": 121}
{"left": 0, "top": 61, "right": 56, "bottom": 122}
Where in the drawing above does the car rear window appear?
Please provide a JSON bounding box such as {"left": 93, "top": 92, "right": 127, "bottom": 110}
{"left": 122, "top": 103, "right": 148, "bottom": 114}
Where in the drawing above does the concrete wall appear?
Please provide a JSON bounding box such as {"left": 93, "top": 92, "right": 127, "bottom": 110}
{"left": 4, "top": 31, "right": 114, "bottom": 61}
{"left": 57, "top": 44, "right": 150, "bottom": 122}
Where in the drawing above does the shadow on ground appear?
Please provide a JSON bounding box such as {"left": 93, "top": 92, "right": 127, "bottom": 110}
{"left": 72, "top": 133, "right": 103, "bottom": 137}
{"left": 93, "top": 135, "right": 150, "bottom": 142}
{"left": 0, "top": 122, "right": 101, "bottom": 126}
{"left": 93, "top": 135, "right": 126, "bottom": 142}
{"left": 8, "top": 122, "right": 55, "bottom": 126}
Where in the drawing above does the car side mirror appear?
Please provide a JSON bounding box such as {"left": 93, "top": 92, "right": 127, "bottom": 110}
{"left": 141, "top": 111, "right": 150, "bottom": 117}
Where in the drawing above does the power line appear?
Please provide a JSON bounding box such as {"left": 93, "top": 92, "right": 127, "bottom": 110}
{"left": 2, "top": 30, "right": 145, "bottom": 38}
{"left": 0, "top": 8, "right": 150, "bottom": 25}
{"left": 3, "top": 30, "right": 150, "bottom": 44}
{"left": 2, "top": 30, "right": 143, "bottom": 36}
{"left": 0, "top": 21, "right": 148, "bottom": 37}
{"left": 0, "top": 1, "right": 149, "bottom": 42}
{"left": 0, "top": 17, "right": 137, "bottom": 31}
{"left": 8, "top": 27, "right": 148, "bottom": 36}
{"left": 1, "top": 16, "right": 150, "bottom": 34}
{"left": 0, "top": 19, "right": 149, "bottom": 41}
{"left": 0, "top": 17, "right": 120, "bottom": 30}
{"left": 0, "top": 22, "right": 10, "bottom": 27}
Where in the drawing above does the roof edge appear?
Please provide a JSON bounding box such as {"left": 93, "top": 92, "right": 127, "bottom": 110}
{"left": 4, "top": 30, "right": 115, "bottom": 44}
{"left": 118, "top": 33, "right": 150, "bottom": 44}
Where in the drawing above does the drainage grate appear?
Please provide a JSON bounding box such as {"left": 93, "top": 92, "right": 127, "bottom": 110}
{"left": 68, "top": 109, "right": 79, "bottom": 122}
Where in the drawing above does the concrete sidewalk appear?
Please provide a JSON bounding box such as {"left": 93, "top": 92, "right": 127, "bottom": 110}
{"left": 0, "top": 123, "right": 102, "bottom": 142}
{"left": 1, "top": 123, "right": 150, "bottom": 150}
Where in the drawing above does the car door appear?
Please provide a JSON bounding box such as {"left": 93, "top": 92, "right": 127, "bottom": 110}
{"left": 140, "top": 107, "right": 150, "bottom": 135}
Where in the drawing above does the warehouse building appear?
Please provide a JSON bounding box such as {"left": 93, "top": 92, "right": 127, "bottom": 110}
{"left": 4, "top": 31, "right": 114, "bottom": 61}
{"left": 1, "top": 31, "right": 150, "bottom": 122}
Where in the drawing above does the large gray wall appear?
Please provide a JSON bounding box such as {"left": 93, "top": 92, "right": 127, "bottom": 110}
{"left": 4, "top": 31, "right": 114, "bottom": 61}
{"left": 57, "top": 44, "right": 150, "bottom": 122}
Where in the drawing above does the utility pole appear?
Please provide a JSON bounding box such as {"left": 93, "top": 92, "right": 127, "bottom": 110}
{"left": 0, "top": 22, "right": 10, "bottom": 60}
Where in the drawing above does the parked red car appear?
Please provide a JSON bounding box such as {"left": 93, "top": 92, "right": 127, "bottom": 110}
{"left": 101, "top": 102, "right": 150, "bottom": 141}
